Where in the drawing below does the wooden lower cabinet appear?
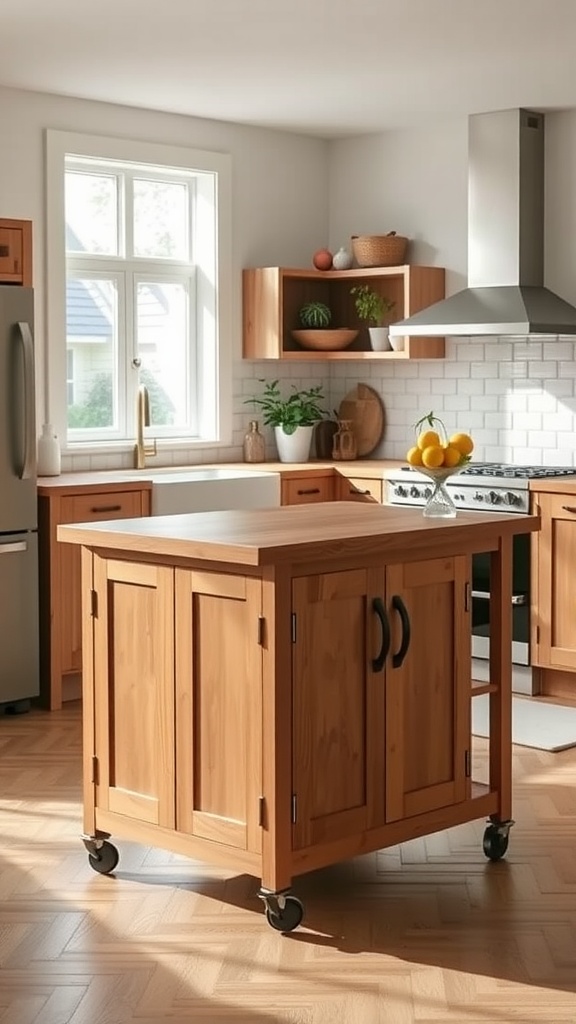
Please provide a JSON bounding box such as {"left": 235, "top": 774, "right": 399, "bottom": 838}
{"left": 88, "top": 559, "right": 263, "bottom": 860}
{"left": 291, "top": 556, "right": 470, "bottom": 850}
{"left": 38, "top": 485, "right": 151, "bottom": 709}
{"left": 532, "top": 491, "right": 576, "bottom": 671}
{"left": 281, "top": 472, "right": 335, "bottom": 504}
{"left": 336, "top": 474, "right": 383, "bottom": 502}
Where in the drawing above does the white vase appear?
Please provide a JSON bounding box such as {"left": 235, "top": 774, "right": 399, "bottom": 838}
{"left": 332, "top": 246, "right": 353, "bottom": 270}
{"left": 368, "top": 327, "right": 391, "bottom": 351}
{"left": 389, "top": 333, "right": 405, "bottom": 352}
{"left": 274, "top": 425, "right": 314, "bottom": 463}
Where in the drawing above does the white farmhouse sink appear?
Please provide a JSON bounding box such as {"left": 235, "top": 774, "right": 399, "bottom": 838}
{"left": 143, "top": 467, "right": 281, "bottom": 516}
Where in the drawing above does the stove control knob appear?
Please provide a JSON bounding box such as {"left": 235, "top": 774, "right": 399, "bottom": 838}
{"left": 410, "top": 485, "right": 419, "bottom": 497}
{"left": 395, "top": 485, "right": 407, "bottom": 497}
{"left": 504, "top": 491, "right": 519, "bottom": 506}
{"left": 424, "top": 487, "right": 432, "bottom": 498}
{"left": 489, "top": 490, "right": 501, "bottom": 505}
{"left": 474, "top": 491, "right": 484, "bottom": 501}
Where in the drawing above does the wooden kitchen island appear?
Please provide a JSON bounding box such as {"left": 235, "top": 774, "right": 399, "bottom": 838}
{"left": 58, "top": 501, "right": 539, "bottom": 931}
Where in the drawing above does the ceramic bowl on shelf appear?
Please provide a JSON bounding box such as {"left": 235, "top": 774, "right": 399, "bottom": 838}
{"left": 291, "top": 328, "right": 358, "bottom": 352}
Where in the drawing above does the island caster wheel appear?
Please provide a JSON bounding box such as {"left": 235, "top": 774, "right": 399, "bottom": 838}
{"left": 482, "top": 821, "right": 511, "bottom": 862}
{"left": 258, "top": 888, "right": 304, "bottom": 932}
{"left": 265, "top": 895, "right": 304, "bottom": 933}
{"left": 82, "top": 833, "right": 120, "bottom": 875}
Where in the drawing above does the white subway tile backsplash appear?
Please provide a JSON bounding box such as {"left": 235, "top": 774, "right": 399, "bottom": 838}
{"left": 527, "top": 361, "right": 558, "bottom": 378}
{"left": 470, "top": 361, "right": 497, "bottom": 378}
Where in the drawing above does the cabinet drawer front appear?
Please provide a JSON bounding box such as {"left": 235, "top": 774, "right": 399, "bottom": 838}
{"left": 0, "top": 227, "right": 23, "bottom": 283}
{"left": 62, "top": 490, "right": 147, "bottom": 523}
{"left": 282, "top": 476, "right": 335, "bottom": 505}
{"left": 339, "top": 477, "right": 383, "bottom": 503}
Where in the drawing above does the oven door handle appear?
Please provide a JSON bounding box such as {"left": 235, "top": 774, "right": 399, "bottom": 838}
{"left": 471, "top": 589, "right": 527, "bottom": 606}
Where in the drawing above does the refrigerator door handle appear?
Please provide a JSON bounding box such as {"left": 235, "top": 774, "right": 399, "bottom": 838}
{"left": 17, "top": 321, "right": 35, "bottom": 480}
{"left": 0, "top": 541, "right": 27, "bottom": 554}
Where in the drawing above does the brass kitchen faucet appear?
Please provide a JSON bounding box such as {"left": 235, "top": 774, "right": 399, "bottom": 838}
{"left": 134, "top": 384, "right": 157, "bottom": 469}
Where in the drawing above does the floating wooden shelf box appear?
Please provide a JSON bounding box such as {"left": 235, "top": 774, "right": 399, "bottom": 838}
{"left": 242, "top": 265, "right": 446, "bottom": 361}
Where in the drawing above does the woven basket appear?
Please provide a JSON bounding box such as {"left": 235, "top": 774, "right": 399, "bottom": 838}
{"left": 351, "top": 233, "right": 408, "bottom": 267}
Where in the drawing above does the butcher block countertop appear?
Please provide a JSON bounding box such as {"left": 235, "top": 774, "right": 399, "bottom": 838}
{"left": 57, "top": 501, "right": 539, "bottom": 568}
{"left": 37, "top": 459, "right": 405, "bottom": 493}
{"left": 529, "top": 477, "right": 576, "bottom": 494}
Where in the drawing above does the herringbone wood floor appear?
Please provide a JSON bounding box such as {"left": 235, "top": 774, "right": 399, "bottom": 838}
{"left": 1, "top": 703, "right": 576, "bottom": 1023}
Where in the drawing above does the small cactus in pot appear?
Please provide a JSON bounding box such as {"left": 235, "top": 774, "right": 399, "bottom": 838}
{"left": 298, "top": 301, "right": 332, "bottom": 329}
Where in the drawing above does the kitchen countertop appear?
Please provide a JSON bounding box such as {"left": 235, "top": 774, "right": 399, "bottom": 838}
{"left": 37, "top": 459, "right": 406, "bottom": 493}
{"left": 57, "top": 501, "right": 539, "bottom": 567}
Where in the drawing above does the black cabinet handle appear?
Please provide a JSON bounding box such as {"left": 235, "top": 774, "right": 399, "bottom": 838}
{"left": 90, "top": 504, "right": 122, "bottom": 514}
{"left": 297, "top": 488, "right": 321, "bottom": 496}
{"left": 371, "top": 596, "right": 390, "bottom": 671}
{"left": 562, "top": 505, "right": 576, "bottom": 515}
{"left": 392, "top": 594, "right": 411, "bottom": 668}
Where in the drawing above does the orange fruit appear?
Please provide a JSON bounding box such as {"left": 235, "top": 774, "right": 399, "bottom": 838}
{"left": 406, "top": 446, "right": 423, "bottom": 466}
{"left": 417, "top": 429, "right": 441, "bottom": 451}
{"left": 449, "top": 432, "right": 474, "bottom": 456}
{"left": 421, "top": 444, "right": 445, "bottom": 468}
{"left": 442, "top": 445, "right": 462, "bottom": 468}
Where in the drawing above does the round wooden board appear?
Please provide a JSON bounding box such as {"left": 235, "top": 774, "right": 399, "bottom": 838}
{"left": 338, "top": 384, "right": 385, "bottom": 457}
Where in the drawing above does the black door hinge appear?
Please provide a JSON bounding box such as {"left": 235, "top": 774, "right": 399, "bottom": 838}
{"left": 465, "top": 749, "right": 471, "bottom": 778}
{"left": 464, "top": 581, "right": 471, "bottom": 613}
{"left": 91, "top": 755, "right": 99, "bottom": 785}
{"left": 90, "top": 589, "right": 98, "bottom": 618}
{"left": 291, "top": 793, "right": 297, "bottom": 823}
{"left": 258, "top": 796, "right": 265, "bottom": 827}
{"left": 291, "top": 613, "right": 297, "bottom": 644}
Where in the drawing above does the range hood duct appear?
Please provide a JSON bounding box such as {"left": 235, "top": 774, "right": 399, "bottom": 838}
{"left": 391, "top": 108, "right": 576, "bottom": 338}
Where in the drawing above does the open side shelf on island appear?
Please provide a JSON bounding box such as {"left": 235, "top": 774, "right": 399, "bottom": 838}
{"left": 242, "top": 265, "right": 446, "bottom": 361}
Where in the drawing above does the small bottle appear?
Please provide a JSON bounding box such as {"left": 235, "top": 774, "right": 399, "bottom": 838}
{"left": 37, "top": 423, "right": 61, "bottom": 476}
{"left": 243, "top": 420, "right": 266, "bottom": 463}
{"left": 332, "top": 420, "right": 357, "bottom": 461}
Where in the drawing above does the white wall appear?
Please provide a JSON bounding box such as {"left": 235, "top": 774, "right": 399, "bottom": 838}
{"left": 4, "top": 85, "right": 576, "bottom": 469}
{"left": 326, "top": 113, "right": 576, "bottom": 466}
{"left": 0, "top": 85, "right": 330, "bottom": 468}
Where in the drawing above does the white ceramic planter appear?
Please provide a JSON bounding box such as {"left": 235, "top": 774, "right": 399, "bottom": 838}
{"left": 274, "top": 424, "right": 314, "bottom": 463}
{"left": 368, "top": 326, "right": 391, "bottom": 351}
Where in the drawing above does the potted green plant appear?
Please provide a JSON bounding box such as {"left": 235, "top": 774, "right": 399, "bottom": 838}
{"left": 350, "top": 284, "right": 396, "bottom": 351}
{"left": 245, "top": 379, "right": 327, "bottom": 463}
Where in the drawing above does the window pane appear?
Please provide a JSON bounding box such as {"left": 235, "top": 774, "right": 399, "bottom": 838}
{"left": 133, "top": 179, "right": 189, "bottom": 259}
{"left": 135, "top": 281, "right": 189, "bottom": 427}
{"left": 66, "top": 278, "right": 119, "bottom": 430}
{"left": 65, "top": 171, "right": 118, "bottom": 255}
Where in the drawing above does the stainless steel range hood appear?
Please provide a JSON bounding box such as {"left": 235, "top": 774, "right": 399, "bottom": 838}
{"left": 390, "top": 108, "right": 576, "bottom": 338}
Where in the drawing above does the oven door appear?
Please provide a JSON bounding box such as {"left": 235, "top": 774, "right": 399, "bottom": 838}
{"left": 471, "top": 533, "right": 530, "bottom": 665}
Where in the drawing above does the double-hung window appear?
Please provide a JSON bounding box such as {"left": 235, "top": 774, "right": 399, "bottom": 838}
{"left": 46, "top": 131, "right": 232, "bottom": 453}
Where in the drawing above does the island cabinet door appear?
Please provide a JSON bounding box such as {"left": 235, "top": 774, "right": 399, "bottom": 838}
{"left": 92, "top": 556, "right": 175, "bottom": 828}
{"left": 291, "top": 568, "right": 386, "bottom": 850}
{"left": 532, "top": 493, "right": 576, "bottom": 670}
{"left": 174, "top": 570, "right": 263, "bottom": 855}
{"left": 385, "top": 556, "right": 470, "bottom": 823}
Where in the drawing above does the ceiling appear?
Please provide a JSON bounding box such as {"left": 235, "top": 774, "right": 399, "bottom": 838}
{"left": 3, "top": 0, "right": 576, "bottom": 138}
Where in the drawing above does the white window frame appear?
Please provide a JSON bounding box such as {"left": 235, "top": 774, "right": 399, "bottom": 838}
{"left": 45, "top": 129, "right": 232, "bottom": 454}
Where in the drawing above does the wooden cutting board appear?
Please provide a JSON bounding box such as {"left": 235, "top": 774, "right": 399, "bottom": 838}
{"left": 338, "top": 384, "right": 385, "bottom": 457}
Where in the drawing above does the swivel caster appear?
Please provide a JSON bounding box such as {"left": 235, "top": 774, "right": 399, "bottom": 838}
{"left": 82, "top": 832, "right": 120, "bottom": 875}
{"left": 258, "top": 888, "right": 304, "bottom": 932}
{"left": 482, "top": 818, "right": 514, "bottom": 862}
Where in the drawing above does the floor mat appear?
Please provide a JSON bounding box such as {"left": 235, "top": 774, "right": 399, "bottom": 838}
{"left": 472, "top": 694, "right": 576, "bottom": 752}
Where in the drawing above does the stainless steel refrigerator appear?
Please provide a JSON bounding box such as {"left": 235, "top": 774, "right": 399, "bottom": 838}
{"left": 0, "top": 286, "right": 39, "bottom": 708}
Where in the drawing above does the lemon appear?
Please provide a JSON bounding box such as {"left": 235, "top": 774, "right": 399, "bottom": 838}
{"left": 449, "top": 432, "right": 474, "bottom": 456}
{"left": 421, "top": 444, "right": 445, "bottom": 468}
{"left": 417, "top": 429, "right": 441, "bottom": 451}
{"left": 406, "top": 446, "right": 423, "bottom": 466}
{"left": 442, "top": 445, "right": 462, "bottom": 468}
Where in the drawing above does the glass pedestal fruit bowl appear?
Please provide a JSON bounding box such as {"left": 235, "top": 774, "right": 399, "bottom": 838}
{"left": 417, "top": 465, "right": 463, "bottom": 518}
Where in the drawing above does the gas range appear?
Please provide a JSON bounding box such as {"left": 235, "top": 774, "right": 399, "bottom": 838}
{"left": 388, "top": 463, "right": 576, "bottom": 514}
